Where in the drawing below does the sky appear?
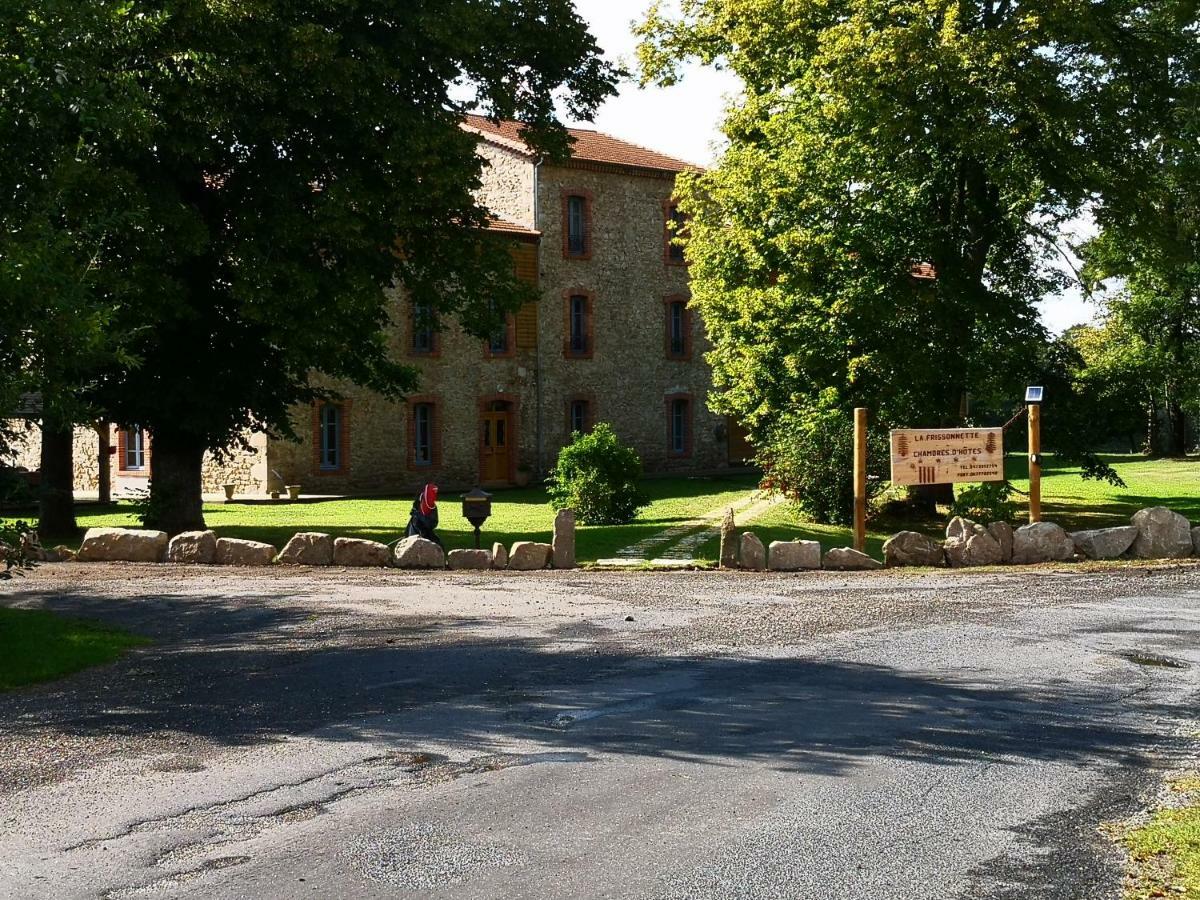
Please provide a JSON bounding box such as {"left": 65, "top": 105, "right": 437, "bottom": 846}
{"left": 565, "top": 0, "right": 1098, "bottom": 335}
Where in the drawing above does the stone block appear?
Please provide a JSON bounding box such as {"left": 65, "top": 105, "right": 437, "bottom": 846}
{"left": 767, "top": 540, "right": 821, "bottom": 571}
{"left": 553, "top": 508, "right": 576, "bottom": 569}
{"left": 77, "top": 527, "right": 168, "bottom": 563}
{"left": 944, "top": 531, "right": 1004, "bottom": 568}
{"left": 1131, "top": 506, "right": 1193, "bottom": 559}
{"left": 333, "top": 537, "right": 392, "bottom": 567}
{"left": 215, "top": 537, "right": 276, "bottom": 566}
{"left": 277, "top": 532, "right": 334, "bottom": 566}
{"left": 448, "top": 548, "right": 492, "bottom": 570}
{"left": 739, "top": 532, "right": 766, "bottom": 571}
{"left": 1193, "top": 526, "right": 1200, "bottom": 557}
{"left": 883, "top": 531, "right": 945, "bottom": 568}
{"left": 1070, "top": 526, "right": 1139, "bottom": 560}
{"left": 393, "top": 536, "right": 445, "bottom": 569}
{"left": 491, "top": 542, "right": 508, "bottom": 569}
{"left": 508, "top": 541, "right": 551, "bottom": 571}
{"left": 719, "top": 508, "right": 737, "bottom": 569}
{"left": 167, "top": 530, "right": 217, "bottom": 564}
{"left": 822, "top": 547, "right": 882, "bottom": 570}
{"left": 986, "top": 522, "right": 1014, "bottom": 562}
{"left": 1012, "top": 522, "right": 1075, "bottom": 564}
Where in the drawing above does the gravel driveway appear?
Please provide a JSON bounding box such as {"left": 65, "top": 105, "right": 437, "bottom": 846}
{"left": 1, "top": 562, "right": 1198, "bottom": 899}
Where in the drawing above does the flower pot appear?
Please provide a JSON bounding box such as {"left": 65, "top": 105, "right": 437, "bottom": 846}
{"left": 223, "top": 484, "right": 236, "bottom": 502}
{"left": 286, "top": 484, "right": 302, "bottom": 502}
{"left": 514, "top": 469, "right": 531, "bottom": 488}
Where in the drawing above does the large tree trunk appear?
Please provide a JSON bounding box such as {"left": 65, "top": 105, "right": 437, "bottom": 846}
{"left": 1166, "top": 397, "right": 1187, "bottom": 456}
{"left": 144, "top": 433, "right": 206, "bottom": 535}
{"left": 38, "top": 413, "right": 78, "bottom": 538}
{"left": 96, "top": 422, "right": 111, "bottom": 504}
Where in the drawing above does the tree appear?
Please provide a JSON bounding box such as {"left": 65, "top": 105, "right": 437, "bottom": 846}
{"left": 7, "top": 0, "right": 616, "bottom": 534}
{"left": 635, "top": 0, "right": 1183, "bottom": 518}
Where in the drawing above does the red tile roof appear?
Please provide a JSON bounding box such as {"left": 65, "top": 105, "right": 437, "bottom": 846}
{"left": 462, "top": 115, "right": 701, "bottom": 174}
{"left": 909, "top": 262, "right": 938, "bottom": 281}
{"left": 485, "top": 216, "right": 540, "bottom": 238}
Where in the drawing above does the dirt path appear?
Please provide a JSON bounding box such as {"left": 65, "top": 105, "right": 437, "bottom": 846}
{"left": 607, "top": 491, "right": 783, "bottom": 563}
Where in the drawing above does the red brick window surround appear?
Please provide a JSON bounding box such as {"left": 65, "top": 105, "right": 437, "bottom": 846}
{"left": 117, "top": 426, "right": 150, "bottom": 476}
{"left": 663, "top": 200, "right": 689, "bottom": 266}
{"left": 664, "top": 294, "right": 692, "bottom": 361}
{"left": 312, "top": 401, "right": 350, "bottom": 475}
{"left": 484, "top": 307, "right": 516, "bottom": 359}
{"left": 407, "top": 395, "right": 443, "bottom": 470}
{"left": 665, "top": 393, "right": 693, "bottom": 458}
{"left": 566, "top": 395, "right": 596, "bottom": 436}
{"left": 562, "top": 189, "right": 594, "bottom": 260}
{"left": 563, "top": 289, "right": 595, "bottom": 359}
{"left": 408, "top": 301, "right": 440, "bottom": 357}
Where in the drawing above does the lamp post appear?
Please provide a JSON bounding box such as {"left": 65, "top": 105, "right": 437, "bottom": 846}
{"left": 1025, "top": 386, "right": 1043, "bottom": 523}
{"left": 462, "top": 488, "right": 493, "bottom": 549}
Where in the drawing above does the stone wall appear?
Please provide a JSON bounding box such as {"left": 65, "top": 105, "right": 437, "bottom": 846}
{"left": 475, "top": 142, "right": 536, "bottom": 228}
{"left": 201, "top": 431, "right": 269, "bottom": 494}
{"left": 2, "top": 421, "right": 103, "bottom": 491}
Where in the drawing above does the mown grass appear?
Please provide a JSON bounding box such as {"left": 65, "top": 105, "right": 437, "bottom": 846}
{"left": 1118, "top": 775, "right": 1200, "bottom": 900}
{"left": 0, "top": 608, "right": 149, "bottom": 691}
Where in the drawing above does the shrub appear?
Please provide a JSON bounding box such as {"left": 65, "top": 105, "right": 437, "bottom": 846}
{"left": 0, "top": 520, "right": 38, "bottom": 579}
{"left": 548, "top": 423, "right": 648, "bottom": 524}
{"left": 948, "top": 481, "right": 1018, "bottom": 525}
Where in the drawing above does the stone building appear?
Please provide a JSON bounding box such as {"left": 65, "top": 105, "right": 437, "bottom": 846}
{"left": 5, "top": 119, "right": 749, "bottom": 497}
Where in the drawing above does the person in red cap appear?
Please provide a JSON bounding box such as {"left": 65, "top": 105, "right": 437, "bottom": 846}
{"left": 405, "top": 483, "right": 441, "bottom": 546}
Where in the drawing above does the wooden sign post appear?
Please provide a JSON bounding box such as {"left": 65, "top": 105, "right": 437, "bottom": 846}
{"left": 1028, "top": 402, "right": 1041, "bottom": 523}
{"left": 853, "top": 408, "right": 867, "bottom": 551}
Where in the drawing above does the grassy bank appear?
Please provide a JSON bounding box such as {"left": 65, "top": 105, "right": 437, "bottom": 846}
{"left": 1117, "top": 774, "right": 1200, "bottom": 900}
{"left": 0, "top": 608, "right": 148, "bottom": 691}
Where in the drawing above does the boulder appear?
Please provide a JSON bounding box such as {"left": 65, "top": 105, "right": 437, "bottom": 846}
{"left": 333, "top": 537, "right": 392, "bottom": 567}
{"left": 767, "top": 540, "right": 822, "bottom": 571}
{"left": 49, "top": 545, "right": 77, "bottom": 562}
{"left": 277, "top": 531, "right": 334, "bottom": 566}
{"left": 491, "top": 542, "right": 508, "bottom": 569}
{"left": 739, "top": 532, "right": 766, "bottom": 571}
{"left": 553, "top": 508, "right": 576, "bottom": 569}
{"left": 1012, "top": 522, "right": 1075, "bottom": 564}
{"left": 822, "top": 547, "right": 883, "bottom": 571}
{"left": 167, "top": 530, "right": 218, "bottom": 564}
{"left": 448, "top": 548, "right": 492, "bottom": 570}
{"left": 719, "top": 509, "right": 738, "bottom": 569}
{"left": 1131, "top": 507, "right": 1193, "bottom": 559}
{"left": 883, "top": 531, "right": 945, "bottom": 568}
{"left": 393, "top": 535, "right": 445, "bottom": 569}
{"left": 946, "top": 516, "right": 976, "bottom": 541}
{"left": 987, "top": 522, "right": 1014, "bottom": 562}
{"left": 215, "top": 537, "right": 276, "bottom": 566}
{"left": 944, "top": 531, "right": 1004, "bottom": 568}
{"left": 1070, "top": 526, "right": 1139, "bottom": 560}
{"left": 1194, "top": 526, "right": 1200, "bottom": 557}
{"left": 77, "top": 527, "right": 168, "bottom": 563}
{"left": 508, "top": 541, "right": 551, "bottom": 571}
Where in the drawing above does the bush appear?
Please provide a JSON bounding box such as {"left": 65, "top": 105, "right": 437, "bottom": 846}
{"left": 0, "top": 520, "right": 38, "bottom": 579}
{"left": 548, "top": 424, "right": 648, "bottom": 525}
{"left": 948, "top": 481, "right": 1018, "bottom": 525}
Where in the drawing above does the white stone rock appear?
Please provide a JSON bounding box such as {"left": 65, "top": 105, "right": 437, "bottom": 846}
{"left": 739, "top": 532, "right": 766, "bottom": 571}
{"left": 333, "top": 537, "right": 392, "bottom": 567}
{"left": 215, "top": 537, "right": 276, "bottom": 566}
{"left": 1193, "top": 526, "right": 1200, "bottom": 557}
{"left": 393, "top": 536, "right": 445, "bottom": 569}
{"left": 491, "top": 542, "right": 508, "bottom": 569}
{"left": 946, "top": 516, "right": 976, "bottom": 541}
{"left": 1070, "top": 526, "right": 1139, "bottom": 560}
{"left": 448, "top": 548, "right": 492, "bottom": 570}
{"left": 276, "top": 532, "right": 334, "bottom": 565}
{"left": 1012, "top": 522, "right": 1075, "bottom": 564}
{"left": 883, "top": 531, "right": 945, "bottom": 568}
{"left": 553, "top": 508, "right": 576, "bottom": 569}
{"left": 822, "top": 547, "right": 883, "bottom": 571}
{"left": 77, "top": 527, "right": 168, "bottom": 563}
{"left": 944, "top": 531, "right": 1004, "bottom": 568}
{"left": 508, "top": 541, "right": 551, "bottom": 571}
{"left": 1131, "top": 507, "right": 1193, "bottom": 559}
{"left": 767, "top": 540, "right": 822, "bottom": 571}
{"left": 719, "top": 509, "right": 738, "bottom": 569}
{"left": 167, "top": 530, "right": 217, "bottom": 564}
{"left": 986, "top": 522, "right": 1014, "bottom": 562}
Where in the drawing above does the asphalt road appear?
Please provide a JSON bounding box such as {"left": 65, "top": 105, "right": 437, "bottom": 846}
{"left": 1, "top": 563, "right": 1198, "bottom": 900}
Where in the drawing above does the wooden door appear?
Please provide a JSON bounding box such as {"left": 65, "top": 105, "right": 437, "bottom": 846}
{"left": 481, "top": 411, "right": 510, "bottom": 483}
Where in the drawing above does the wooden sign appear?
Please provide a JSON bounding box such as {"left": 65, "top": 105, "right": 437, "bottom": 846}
{"left": 889, "top": 428, "right": 1003, "bottom": 486}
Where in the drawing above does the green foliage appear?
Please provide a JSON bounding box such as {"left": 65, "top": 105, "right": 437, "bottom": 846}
{"left": 948, "top": 481, "right": 1017, "bottom": 525}
{"left": 0, "top": 608, "right": 148, "bottom": 691}
{"left": 757, "top": 394, "right": 889, "bottom": 525}
{"left": 548, "top": 424, "right": 649, "bottom": 525}
{"left": 0, "top": 520, "right": 38, "bottom": 579}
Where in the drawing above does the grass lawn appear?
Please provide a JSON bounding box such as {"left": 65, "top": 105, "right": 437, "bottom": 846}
{"left": 1117, "top": 774, "right": 1200, "bottom": 900}
{"left": 0, "top": 607, "right": 149, "bottom": 691}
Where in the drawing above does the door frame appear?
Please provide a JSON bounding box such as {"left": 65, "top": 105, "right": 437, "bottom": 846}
{"left": 478, "top": 393, "right": 519, "bottom": 486}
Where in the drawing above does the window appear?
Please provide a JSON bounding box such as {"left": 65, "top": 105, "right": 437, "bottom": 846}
{"left": 413, "top": 403, "right": 434, "bottom": 466}
{"left": 665, "top": 202, "right": 688, "bottom": 264}
{"left": 569, "top": 399, "right": 590, "bottom": 435}
{"left": 667, "top": 298, "right": 688, "bottom": 358}
{"left": 485, "top": 300, "right": 512, "bottom": 357}
{"left": 562, "top": 190, "right": 592, "bottom": 259}
{"left": 411, "top": 303, "right": 436, "bottom": 355}
{"left": 564, "top": 291, "right": 593, "bottom": 358}
{"left": 122, "top": 427, "right": 146, "bottom": 471}
{"left": 667, "top": 395, "right": 692, "bottom": 457}
{"left": 318, "top": 404, "right": 341, "bottom": 470}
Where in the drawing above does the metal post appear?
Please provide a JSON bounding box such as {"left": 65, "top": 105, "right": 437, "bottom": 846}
{"left": 1028, "top": 403, "right": 1041, "bottom": 523}
{"left": 474, "top": 525, "right": 481, "bottom": 550}
{"left": 853, "top": 407, "right": 867, "bottom": 552}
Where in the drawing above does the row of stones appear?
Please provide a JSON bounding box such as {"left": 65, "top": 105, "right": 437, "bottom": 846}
{"left": 718, "top": 530, "right": 882, "bottom": 572}
{"left": 68, "top": 509, "right": 579, "bottom": 571}
{"left": 884, "top": 505, "right": 1200, "bottom": 568}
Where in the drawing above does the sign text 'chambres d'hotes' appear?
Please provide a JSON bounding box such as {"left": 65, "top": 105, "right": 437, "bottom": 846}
{"left": 889, "top": 427, "right": 1004, "bottom": 486}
